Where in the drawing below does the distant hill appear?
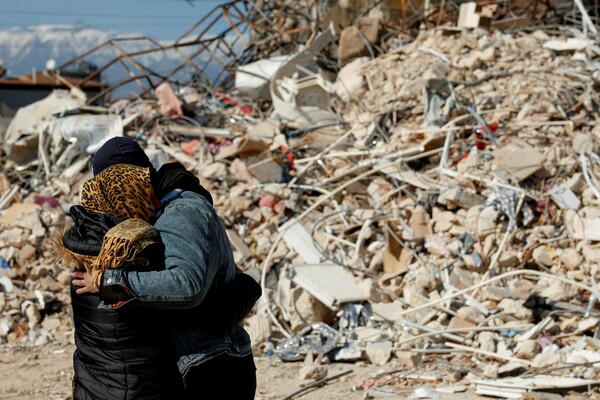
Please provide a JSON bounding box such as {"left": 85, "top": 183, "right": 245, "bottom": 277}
{"left": 0, "top": 25, "right": 151, "bottom": 75}
{"left": 0, "top": 24, "right": 233, "bottom": 99}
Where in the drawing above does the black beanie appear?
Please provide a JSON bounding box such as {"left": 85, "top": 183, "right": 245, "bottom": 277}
{"left": 92, "top": 137, "right": 153, "bottom": 176}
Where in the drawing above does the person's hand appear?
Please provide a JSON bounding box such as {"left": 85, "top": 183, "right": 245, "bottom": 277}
{"left": 72, "top": 270, "right": 102, "bottom": 295}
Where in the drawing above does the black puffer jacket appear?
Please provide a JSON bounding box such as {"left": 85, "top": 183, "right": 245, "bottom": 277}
{"left": 70, "top": 285, "right": 179, "bottom": 400}
{"left": 58, "top": 206, "right": 181, "bottom": 400}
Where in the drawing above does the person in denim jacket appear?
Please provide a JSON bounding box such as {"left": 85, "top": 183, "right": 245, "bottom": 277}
{"left": 72, "top": 137, "right": 260, "bottom": 399}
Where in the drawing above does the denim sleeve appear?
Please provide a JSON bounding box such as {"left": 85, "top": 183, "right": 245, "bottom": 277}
{"left": 99, "top": 269, "right": 135, "bottom": 305}
{"left": 101, "top": 198, "right": 225, "bottom": 309}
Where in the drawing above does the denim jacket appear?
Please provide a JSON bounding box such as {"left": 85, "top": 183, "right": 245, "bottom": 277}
{"left": 101, "top": 190, "right": 252, "bottom": 381}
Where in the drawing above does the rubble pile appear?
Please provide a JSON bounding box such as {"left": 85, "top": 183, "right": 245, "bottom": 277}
{"left": 3, "top": 1, "right": 600, "bottom": 397}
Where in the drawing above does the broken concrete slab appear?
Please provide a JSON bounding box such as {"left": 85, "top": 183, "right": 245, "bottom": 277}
{"left": 491, "top": 139, "right": 545, "bottom": 182}
{"left": 291, "top": 264, "right": 369, "bottom": 308}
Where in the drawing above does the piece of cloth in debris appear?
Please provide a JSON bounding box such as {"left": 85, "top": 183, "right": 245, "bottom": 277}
{"left": 91, "top": 136, "right": 154, "bottom": 176}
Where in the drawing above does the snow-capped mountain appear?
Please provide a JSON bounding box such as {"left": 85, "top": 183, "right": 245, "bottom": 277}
{"left": 0, "top": 25, "right": 234, "bottom": 97}
{"left": 0, "top": 25, "right": 153, "bottom": 76}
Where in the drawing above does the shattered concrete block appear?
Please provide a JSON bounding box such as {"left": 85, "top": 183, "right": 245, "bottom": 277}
{"left": 516, "top": 340, "right": 541, "bottom": 360}
{"left": 480, "top": 46, "right": 496, "bottom": 63}
{"left": 540, "top": 280, "right": 579, "bottom": 302}
{"left": 15, "top": 244, "right": 36, "bottom": 265}
{"left": 497, "top": 361, "right": 528, "bottom": 376}
{"left": 56, "top": 269, "right": 72, "bottom": 286}
{"left": 357, "top": 278, "right": 383, "bottom": 303}
{"left": 41, "top": 317, "right": 61, "bottom": 332}
{"left": 394, "top": 350, "right": 422, "bottom": 368}
{"left": 483, "top": 363, "right": 499, "bottom": 379}
{"left": 491, "top": 139, "right": 545, "bottom": 181}
{"left": 497, "top": 298, "right": 532, "bottom": 320}
{"left": 565, "top": 172, "right": 585, "bottom": 194}
{"left": 582, "top": 246, "right": 600, "bottom": 263}
{"left": 0, "top": 228, "right": 29, "bottom": 248}
{"left": 424, "top": 235, "right": 452, "bottom": 257}
{"left": 334, "top": 57, "right": 369, "bottom": 102}
{"left": 288, "top": 287, "right": 335, "bottom": 332}
{"left": 449, "top": 316, "right": 477, "bottom": 331}
{"left": 410, "top": 266, "right": 438, "bottom": 294}
{"left": 29, "top": 266, "right": 49, "bottom": 281}
{"left": 478, "top": 331, "right": 496, "bottom": 353}
{"left": 462, "top": 252, "right": 485, "bottom": 272}
{"left": 497, "top": 251, "right": 520, "bottom": 269}
{"left": 41, "top": 276, "right": 63, "bottom": 293}
{"left": 457, "top": 2, "right": 480, "bottom": 28}
{"left": 255, "top": 235, "right": 272, "bottom": 256}
{"left": 577, "top": 318, "right": 598, "bottom": 333}
{"left": 573, "top": 134, "right": 594, "bottom": 154}
{"left": 245, "top": 313, "right": 272, "bottom": 346}
{"left": 23, "top": 302, "right": 41, "bottom": 325}
{"left": 248, "top": 119, "right": 280, "bottom": 141}
{"left": 532, "top": 246, "right": 554, "bottom": 267}
{"left": 458, "top": 305, "right": 486, "bottom": 323}
{"left": 433, "top": 211, "right": 460, "bottom": 233}
{"left": 532, "top": 351, "right": 561, "bottom": 369}
{"left": 558, "top": 248, "right": 582, "bottom": 268}
{"left": 472, "top": 206, "right": 500, "bottom": 235}
{"left": 403, "top": 206, "right": 433, "bottom": 243}
{"left": 367, "top": 177, "right": 393, "bottom": 205}
{"left": 565, "top": 210, "right": 600, "bottom": 241}
{"left": 365, "top": 340, "right": 392, "bottom": 365}
{"left": 438, "top": 186, "right": 485, "bottom": 210}
{"left": 549, "top": 186, "right": 581, "bottom": 210}
{"left": 247, "top": 157, "right": 282, "bottom": 183}
{"left": 0, "top": 203, "right": 40, "bottom": 226}
{"left": 458, "top": 52, "right": 483, "bottom": 70}
{"left": 482, "top": 234, "right": 496, "bottom": 258}
{"left": 16, "top": 211, "right": 44, "bottom": 235}
{"left": 338, "top": 18, "right": 382, "bottom": 63}
{"left": 298, "top": 364, "right": 328, "bottom": 381}
{"left": 202, "top": 162, "right": 228, "bottom": 180}
{"left": 354, "top": 327, "right": 386, "bottom": 342}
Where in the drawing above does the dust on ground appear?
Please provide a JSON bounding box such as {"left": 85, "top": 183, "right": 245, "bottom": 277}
{"left": 2, "top": 344, "right": 599, "bottom": 400}
{"left": 0, "top": 343, "right": 468, "bottom": 400}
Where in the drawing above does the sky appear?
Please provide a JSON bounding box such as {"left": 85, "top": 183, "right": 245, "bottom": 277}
{"left": 0, "top": 0, "right": 230, "bottom": 40}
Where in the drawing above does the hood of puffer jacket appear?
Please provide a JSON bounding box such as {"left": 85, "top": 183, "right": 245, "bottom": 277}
{"left": 53, "top": 205, "right": 124, "bottom": 270}
{"left": 53, "top": 228, "right": 95, "bottom": 271}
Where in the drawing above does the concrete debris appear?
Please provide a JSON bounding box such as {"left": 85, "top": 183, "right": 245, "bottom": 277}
{"left": 3, "top": 1, "right": 600, "bottom": 397}
{"left": 474, "top": 376, "right": 600, "bottom": 399}
{"left": 365, "top": 340, "right": 392, "bottom": 366}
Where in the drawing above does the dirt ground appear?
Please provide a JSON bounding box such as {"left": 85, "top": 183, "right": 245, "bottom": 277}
{"left": 1, "top": 343, "right": 599, "bottom": 400}
{"left": 0, "top": 342, "right": 462, "bottom": 400}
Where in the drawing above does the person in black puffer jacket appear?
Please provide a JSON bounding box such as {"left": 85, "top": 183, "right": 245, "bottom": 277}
{"left": 55, "top": 163, "right": 183, "bottom": 400}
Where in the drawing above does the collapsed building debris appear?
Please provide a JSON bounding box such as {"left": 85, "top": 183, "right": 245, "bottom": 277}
{"left": 3, "top": 0, "right": 600, "bottom": 398}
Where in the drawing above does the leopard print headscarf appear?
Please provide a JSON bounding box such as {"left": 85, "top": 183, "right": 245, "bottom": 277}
{"left": 81, "top": 164, "right": 160, "bottom": 272}
{"left": 82, "top": 163, "right": 156, "bottom": 222}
